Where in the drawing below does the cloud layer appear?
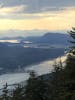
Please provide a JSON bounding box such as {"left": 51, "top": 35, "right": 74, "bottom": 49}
{"left": 0, "top": 0, "right": 75, "bottom": 13}
{"left": 0, "top": 0, "right": 74, "bottom": 36}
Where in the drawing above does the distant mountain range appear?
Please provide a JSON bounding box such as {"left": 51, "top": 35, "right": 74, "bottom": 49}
{"left": 24, "top": 33, "right": 70, "bottom": 46}
{"left": 0, "top": 32, "right": 70, "bottom": 46}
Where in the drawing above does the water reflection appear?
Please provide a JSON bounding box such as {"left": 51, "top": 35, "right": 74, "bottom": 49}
{"left": 0, "top": 55, "right": 67, "bottom": 89}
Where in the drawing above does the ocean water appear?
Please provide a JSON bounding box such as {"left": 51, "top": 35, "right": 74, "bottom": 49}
{"left": 0, "top": 55, "right": 66, "bottom": 89}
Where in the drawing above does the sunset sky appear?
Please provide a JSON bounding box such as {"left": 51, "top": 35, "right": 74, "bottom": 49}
{"left": 0, "top": 0, "right": 75, "bottom": 37}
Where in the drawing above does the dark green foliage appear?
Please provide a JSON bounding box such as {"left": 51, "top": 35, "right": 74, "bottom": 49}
{"left": 68, "top": 27, "right": 75, "bottom": 43}
{"left": 25, "top": 71, "right": 50, "bottom": 100}
{"left": 11, "top": 84, "right": 23, "bottom": 100}
{"left": 1, "top": 83, "right": 10, "bottom": 100}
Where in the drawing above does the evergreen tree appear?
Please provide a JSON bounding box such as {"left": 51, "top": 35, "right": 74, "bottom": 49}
{"left": 50, "top": 59, "right": 65, "bottom": 100}
{"left": 68, "top": 27, "right": 75, "bottom": 44}
{"left": 11, "top": 84, "right": 23, "bottom": 100}
{"left": 24, "top": 71, "right": 49, "bottom": 100}
{"left": 65, "top": 27, "right": 75, "bottom": 79}
{"left": 58, "top": 27, "right": 75, "bottom": 100}
{"left": 1, "top": 83, "right": 9, "bottom": 100}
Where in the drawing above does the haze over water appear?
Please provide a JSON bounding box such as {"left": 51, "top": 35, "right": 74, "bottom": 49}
{"left": 0, "top": 55, "right": 66, "bottom": 89}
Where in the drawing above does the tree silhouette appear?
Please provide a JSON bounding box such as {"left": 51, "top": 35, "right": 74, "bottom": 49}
{"left": 1, "top": 83, "right": 9, "bottom": 100}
